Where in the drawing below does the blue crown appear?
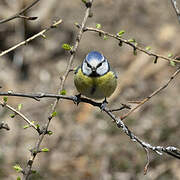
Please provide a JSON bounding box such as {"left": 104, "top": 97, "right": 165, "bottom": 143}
{"left": 85, "top": 51, "right": 104, "bottom": 63}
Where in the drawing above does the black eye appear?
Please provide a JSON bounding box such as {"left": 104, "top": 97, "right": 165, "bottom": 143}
{"left": 86, "top": 62, "right": 91, "bottom": 68}
{"left": 97, "top": 61, "right": 103, "bottom": 68}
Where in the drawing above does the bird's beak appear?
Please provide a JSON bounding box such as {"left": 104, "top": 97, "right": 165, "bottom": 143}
{"left": 92, "top": 67, "right": 96, "bottom": 72}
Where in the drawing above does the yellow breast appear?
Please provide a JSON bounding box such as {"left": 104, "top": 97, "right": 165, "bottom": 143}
{"left": 74, "top": 68, "right": 117, "bottom": 99}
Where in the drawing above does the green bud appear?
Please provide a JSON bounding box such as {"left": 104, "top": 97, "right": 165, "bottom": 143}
{"left": 168, "top": 53, "right": 173, "bottom": 58}
{"left": 117, "top": 30, "right": 125, "bottom": 36}
{"left": 10, "top": 113, "right": 16, "bottom": 118}
{"left": 3, "top": 96, "right": 8, "bottom": 103}
{"left": 41, "top": 148, "right": 49, "bottom": 152}
{"left": 170, "top": 60, "right": 176, "bottom": 66}
{"left": 51, "top": 111, "right": 57, "bottom": 118}
{"left": 62, "top": 44, "right": 72, "bottom": 51}
{"left": 23, "top": 125, "right": 29, "bottom": 129}
{"left": 96, "top": 23, "right": 101, "bottom": 29}
{"left": 60, "top": 89, "right": 66, "bottom": 95}
{"left": 103, "top": 35, "right": 108, "bottom": 40}
{"left": 13, "top": 164, "right": 23, "bottom": 173}
{"left": 18, "top": 104, "right": 23, "bottom": 111}
{"left": 145, "top": 46, "right": 151, "bottom": 51}
{"left": 128, "top": 38, "right": 136, "bottom": 43}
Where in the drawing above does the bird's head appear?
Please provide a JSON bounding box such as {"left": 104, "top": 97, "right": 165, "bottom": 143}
{"left": 81, "top": 51, "right": 110, "bottom": 77}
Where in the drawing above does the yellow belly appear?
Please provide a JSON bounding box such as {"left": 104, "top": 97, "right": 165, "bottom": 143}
{"left": 74, "top": 68, "right": 117, "bottom": 99}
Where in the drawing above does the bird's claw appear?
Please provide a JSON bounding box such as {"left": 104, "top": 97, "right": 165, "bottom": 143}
{"left": 74, "top": 94, "right": 81, "bottom": 106}
{"left": 100, "top": 98, "right": 108, "bottom": 111}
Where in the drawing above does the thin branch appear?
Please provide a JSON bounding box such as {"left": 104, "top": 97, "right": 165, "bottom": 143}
{"left": 144, "top": 148, "right": 150, "bottom": 175}
{"left": 81, "top": 26, "right": 180, "bottom": 64}
{"left": 121, "top": 67, "right": 180, "bottom": 120}
{"left": 171, "top": 0, "right": 180, "bottom": 23}
{"left": 0, "top": 19, "right": 62, "bottom": 58}
{"left": 108, "top": 104, "right": 131, "bottom": 112}
{"left": 103, "top": 108, "right": 180, "bottom": 159}
{"left": 22, "top": 1, "right": 94, "bottom": 179}
{"left": 0, "top": 0, "right": 40, "bottom": 24}
{"left": 0, "top": 91, "right": 179, "bottom": 160}
{"left": 0, "top": 101, "right": 38, "bottom": 131}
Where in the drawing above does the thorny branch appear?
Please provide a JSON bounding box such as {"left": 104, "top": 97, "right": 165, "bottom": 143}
{"left": 0, "top": 67, "right": 179, "bottom": 162}
{"left": 171, "top": 0, "right": 180, "bottom": 23}
{"left": 22, "top": 1, "right": 94, "bottom": 179}
{"left": 0, "top": 19, "right": 63, "bottom": 57}
{"left": 81, "top": 26, "right": 180, "bottom": 64}
{"left": 0, "top": 0, "right": 40, "bottom": 24}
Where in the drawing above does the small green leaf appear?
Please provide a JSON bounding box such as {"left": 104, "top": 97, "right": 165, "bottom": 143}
{"left": 36, "top": 124, "right": 40, "bottom": 129}
{"left": 17, "top": 177, "right": 21, "bottom": 180}
{"left": 51, "top": 111, "right": 57, "bottom": 118}
{"left": 23, "top": 125, "right": 29, "bottom": 129}
{"left": 3, "top": 96, "right": 8, "bottom": 103}
{"left": 41, "top": 148, "right": 49, "bottom": 152}
{"left": 170, "top": 60, "right": 176, "bottom": 66}
{"left": 134, "top": 42, "right": 138, "bottom": 46}
{"left": 103, "top": 35, "right": 108, "bottom": 40}
{"left": 13, "top": 164, "right": 23, "bottom": 173}
{"left": 18, "top": 104, "right": 23, "bottom": 111}
{"left": 47, "top": 130, "right": 53, "bottom": 135}
{"left": 62, "top": 44, "right": 72, "bottom": 51}
{"left": 10, "top": 113, "right": 15, "bottom": 118}
{"left": 168, "top": 53, "right": 173, "bottom": 58}
{"left": 96, "top": 23, "right": 101, "bottom": 29}
{"left": 146, "top": 46, "right": 151, "bottom": 51}
{"left": 60, "top": 89, "right": 66, "bottom": 95}
{"left": 128, "top": 38, "right": 136, "bottom": 43}
{"left": 117, "top": 30, "right": 125, "bottom": 36}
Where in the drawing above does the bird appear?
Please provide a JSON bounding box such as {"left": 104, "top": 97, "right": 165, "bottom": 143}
{"left": 74, "top": 51, "right": 117, "bottom": 101}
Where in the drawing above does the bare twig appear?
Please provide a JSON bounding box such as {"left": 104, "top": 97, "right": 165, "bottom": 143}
{"left": 171, "top": 0, "right": 180, "bottom": 23}
{"left": 22, "top": 1, "right": 94, "bottom": 179}
{"left": 144, "top": 148, "right": 150, "bottom": 175}
{"left": 0, "top": 101, "right": 38, "bottom": 131}
{"left": 81, "top": 26, "right": 180, "bottom": 64}
{"left": 121, "top": 67, "right": 180, "bottom": 120}
{"left": 0, "top": 19, "right": 62, "bottom": 57}
{"left": 108, "top": 103, "right": 131, "bottom": 112}
{"left": 0, "top": 0, "right": 40, "bottom": 24}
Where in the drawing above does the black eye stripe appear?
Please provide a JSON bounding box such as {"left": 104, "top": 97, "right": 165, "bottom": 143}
{"left": 97, "top": 60, "right": 106, "bottom": 68}
{"left": 86, "top": 61, "right": 91, "bottom": 68}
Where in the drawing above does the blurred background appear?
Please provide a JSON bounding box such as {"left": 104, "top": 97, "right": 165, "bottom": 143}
{"left": 0, "top": 0, "right": 180, "bottom": 179}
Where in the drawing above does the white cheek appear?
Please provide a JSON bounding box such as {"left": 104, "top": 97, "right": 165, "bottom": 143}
{"left": 82, "top": 63, "right": 92, "bottom": 76}
{"left": 96, "top": 62, "right": 109, "bottom": 75}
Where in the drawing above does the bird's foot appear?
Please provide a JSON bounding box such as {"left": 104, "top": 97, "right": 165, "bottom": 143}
{"left": 74, "top": 94, "right": 81, "bottom": 105}
{"left": 100, "top": 98, "right": 108, "bottom": 111}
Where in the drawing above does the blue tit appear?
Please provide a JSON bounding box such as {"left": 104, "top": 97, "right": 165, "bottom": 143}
{"left": 74, "top": 51, "right": 117, "bottom": 100}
